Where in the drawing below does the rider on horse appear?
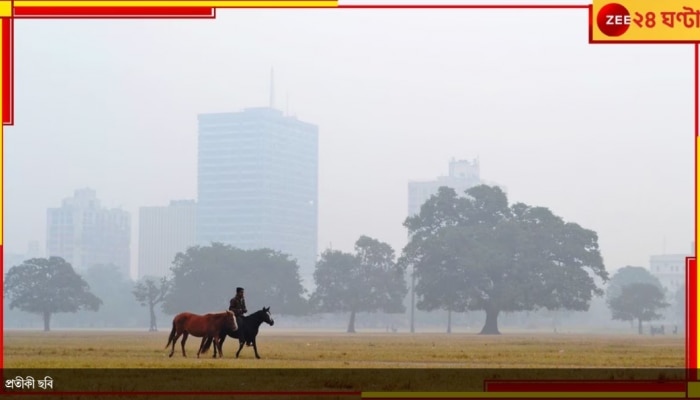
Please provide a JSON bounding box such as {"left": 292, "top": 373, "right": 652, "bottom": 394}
{"left": 229, "top": 287, "right": 253, "bottom": 346}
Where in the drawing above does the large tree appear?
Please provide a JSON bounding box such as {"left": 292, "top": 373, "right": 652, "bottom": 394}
{"left": 4, "top": 257, "right": 102, "bottom": 331}
{"left": 310, "top": 236, "right": 407, "bottom": 333}
{"left": 133, "top": 276, "right": 172, "bottom": 331}
{"left": 605, "top": 266, "right": 665, "bottom": 329}
{"left": 401, "top": 185, "right": 608, "bottom": 335}
{"left": 163, "top": 243, "right": 308, "bottom": 316}
{"left": 608, "top": 282, "right": 669, "bottom": 334}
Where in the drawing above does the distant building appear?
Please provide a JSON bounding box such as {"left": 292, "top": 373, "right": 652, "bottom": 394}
{"left": 197, "top": 105, "right": 318, "bottom": 288}
{"left": 3, "top": 240, "right": 43, "bottom": 274}
{"left": 138, "top": 200, "right": 197, "bottom": 279}
{"left": 26, "top": 240, "right": 41, "bottom": 259}
{"left": 4, "top": 252, "right": 25, "bottom": 274}
{"left": 408, "top": 158, "right": 483, "bottom": 217}
{"left": 46, "top": 188, "right": 131, "bottom": 277}
{"left": 649, "top": 246, "right": 693, "bottom": 294}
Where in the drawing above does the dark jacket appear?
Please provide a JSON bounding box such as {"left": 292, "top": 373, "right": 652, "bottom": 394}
{"left": 229, "top": 296, "right": 247, "bottom": 316}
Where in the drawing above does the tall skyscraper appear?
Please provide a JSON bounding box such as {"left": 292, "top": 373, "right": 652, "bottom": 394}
{"left": 197, "top": 105, "right": 319, "bottom": 287}
{"left": 138, "top": 200, "right": 198, "bottom": 279}
{"left": 408, "top": 158, "right": 482, "bottom": 217}
{"left": 46, "top": 188, "right": 131, "bottom": 277}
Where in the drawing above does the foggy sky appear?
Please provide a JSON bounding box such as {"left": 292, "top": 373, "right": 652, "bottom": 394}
{"left": 5, "top": 5, "right": 694, "bottom": 280}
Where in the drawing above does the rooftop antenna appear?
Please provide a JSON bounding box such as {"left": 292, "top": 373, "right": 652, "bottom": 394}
{"left": 269, "top": 67, "right": 275, "bottom": 109}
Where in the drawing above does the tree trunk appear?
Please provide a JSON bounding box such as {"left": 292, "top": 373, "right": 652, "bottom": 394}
{"left": 43, "top": 311, "right": 51, "bottom": 332}
{"left": 638, "top": 318, "right": 643, "bottom": 335}
{"left": 347, "top": 310, "right": 356, "bottom": 333}
{"left": 480, "top": 307, "right": 500, "bottom": 335}
{"left": 149, "top": 302, "right": 158, "bottom": 332}
{"left": 410, "top": 270, "right": 415, "bottom": 334}
{"left": 446, "top": 309, "right": 452, "bottom": 334}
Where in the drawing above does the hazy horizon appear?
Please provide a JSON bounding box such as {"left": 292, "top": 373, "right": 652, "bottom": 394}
{"left": 5, "top": 8, "right": 694, "bottom": 281}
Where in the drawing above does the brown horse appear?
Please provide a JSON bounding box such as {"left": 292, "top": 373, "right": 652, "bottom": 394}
{"left": 165, "top": 310, "right": 238, "bottom": 358}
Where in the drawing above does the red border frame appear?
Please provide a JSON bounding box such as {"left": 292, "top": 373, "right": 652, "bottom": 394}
{"left": 13, "top": 6, "right": 216, "bottom": 18}
{"left": 0, "top": 2, "right": 696, "bottom": 398}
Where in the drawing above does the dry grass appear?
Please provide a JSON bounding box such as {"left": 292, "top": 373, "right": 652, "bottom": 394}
{"left": 3, "top": 330, "right": 687, "bottom": 394}
{"left": 3, "top": 329, "right": 685, "bottom": 369}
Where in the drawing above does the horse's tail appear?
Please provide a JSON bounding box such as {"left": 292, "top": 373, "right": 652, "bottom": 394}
{"left": 165, "top": 318, "right": 177, "bottom": 349}
{"left": 200, "top": 336, "right": 213, "bottom": 354}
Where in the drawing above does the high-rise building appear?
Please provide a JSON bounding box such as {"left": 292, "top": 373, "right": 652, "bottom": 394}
{"left": 197, "top": 106, "right": 318, "bottom": 288}
{"left": 46, "top": 188, "right": 130, "bottom": 277}
{"left": 138, "top": 200, "right": 197, "bottom": 279}
{"left": 408, "top": 158, "right": 483, "bottom": 217}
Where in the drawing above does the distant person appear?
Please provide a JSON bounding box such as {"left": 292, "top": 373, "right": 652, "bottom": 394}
{"left": 229, "top": 287, "right": 253, "bottom": 346}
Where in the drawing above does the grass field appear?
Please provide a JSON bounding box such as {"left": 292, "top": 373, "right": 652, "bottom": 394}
{"left": 3, "top": 330, "right": 687, "bottom": 395}
{"left": 4, "top": 329, "right": 685, "bottom": 369}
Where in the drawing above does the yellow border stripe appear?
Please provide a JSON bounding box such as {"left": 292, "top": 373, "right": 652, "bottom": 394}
{"left": 14, "top": 1, "right": 337, "bottom": 6}
{"left": 362, "top": 392, "right": 685, "bottom": 399}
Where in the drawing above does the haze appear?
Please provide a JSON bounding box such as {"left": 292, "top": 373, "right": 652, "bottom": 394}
{"left": 5, "top": 5, "right": 694, "bottom": 283}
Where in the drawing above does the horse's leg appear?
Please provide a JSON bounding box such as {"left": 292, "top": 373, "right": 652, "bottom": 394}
{"left": 252, "top": 339, "right": 261, "bottom": 359}
{"left": 235, "top": 340, "right": 245, "bottom": 359}
{"left": 217, "top": 335, "right": 225, "bottom": 358}
{"left": 216, "top": 335, "right": 226, "bottom": 358}
{"left": 181, "top": 332, "right": 189, "bottom": 357}
{"left": 169, "top": 332, "right": 183, "bottom": 358}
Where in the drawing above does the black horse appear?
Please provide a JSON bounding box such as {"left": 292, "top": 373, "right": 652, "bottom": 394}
{"left": 201, "top": 307, "right": 275, "bottom": 359}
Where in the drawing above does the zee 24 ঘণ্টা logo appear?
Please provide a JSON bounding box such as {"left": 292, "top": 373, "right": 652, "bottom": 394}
{"left": 596, "top": 2, "right": 700, "bottom": 38}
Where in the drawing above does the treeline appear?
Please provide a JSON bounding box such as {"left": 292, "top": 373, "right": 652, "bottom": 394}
{"left": 3, "top": 185, "right": 686, "bottom": 333}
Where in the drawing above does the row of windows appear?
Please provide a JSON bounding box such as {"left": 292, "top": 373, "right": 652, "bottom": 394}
{"left": 197, "top": 154, "right": 317, "bottom": 167}
{"left": 196, "top": 226, "right": 316, "bottom": 237}
{"left": 198, "top": 132, "right": 317, "bottom": 147}
{"left": 196, "top": 216, "right": 316, "bottom": 228}
{"left": 198, "top": 129, "right": 317, "bottom": 142}
{"left": 197, "top": 201, "right": 317, "bottom": 212}
{"left": 652, "top": 265, "right": 684, "bottom": 273}
{"left": 198, "top": 153, "right": 318, "bottom": 164}
{"left": 198, "top": 182, "right": 317, "bottom": 192}
{"left": 198, "top": 117, "right": 317, "bottom": 131}
{"left": 197, "top": 168, "right": 317, "bottom": 178}
{"left": 197, "top": 135, "right": 317, "bottom": 147}
{"left": 198, "top": 181, "right": 317, "bottom": 192}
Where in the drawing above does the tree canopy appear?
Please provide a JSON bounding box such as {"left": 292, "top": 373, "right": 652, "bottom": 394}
{"left": 133, "top": 276, "right": 172, "bottom": 331}
{"left": 401, "top": 185, "right": 608, "bottom": 334}
{"left": 4, "top": 257, "right": 102, "bottom": 331}
{"left": 605, "top": 266, "right": 664, "bottom": 305}
{"left": 163, "top": 243, "right": 308, "bottom": 316}
{"left": 310, "top": 236, "right": 407, "bottom": 333}
{"left": 608, "top": 282, "right": 669, "bottom": 334}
